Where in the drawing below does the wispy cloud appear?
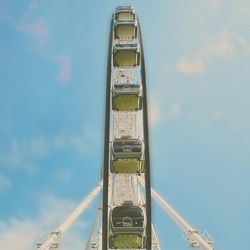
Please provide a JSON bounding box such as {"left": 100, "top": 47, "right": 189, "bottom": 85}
{"left": 149, "top": 91, "right": 226, "bottom": 125}
{"left": 0, "top": 126, "right": 99, "bottom": 172}
{"left": 188, "top": 112, "right": 200, "bottom": 122}
{"left": 174, "top": 2, "right": 250, "bottom": 76}
{"left": 174, "top": 28, "right": 247, "bottom": 75}
{"left": 0, "top": 220, "right": 39, "bottom": 250}
{"left": 188, "top": 110, "right": 225, "bottom": 122}
{"left": 211, "top": 110, "right": 224, "bottom": 119}
{"left": 167, "top": 102, "right": 181, "bottom": 118}
{"left": 68, "top": 125, "right": 101, "bottom": 154}
{"left": 22, "top": 1, "right": 39, "bottom": 20}
{"left": 0, "top": 139, "right": 39, "bottom": 172}
{"left": 175, "top": 57, "right": 205, "bottom": 75}
{"left": 148, "top": 91, "right": 182, "bottom": 126}
{"left": 50, "top": 56, "right": 72, "bottom": 85}
{"left": 207, "top": 30, "right": 234, "bottom": 56}
{"left": 54, "top": 168, "right": 72, "bottom": 183}
{"left": 0, "top": 174, "right": 12, "bottom": 191}
{"left": 234, "top": 6, "right": 250, "bottom": 16}
{"left": 14, "top": 1, "right": 72, "bottom": 85}
{"left": 16, "top": 18, "right": 49, "bottom": 49}
{"left": 53, "top": 133, "right": 67, "bottom": 149}
{"left": 206, "top": 0, "right": 219, "bottom": 10}
{"left": 0, "top": 195, "right": 87, "bottom": 250}
{"left": 231, "top": 32, "right": 250, "bottom": 54}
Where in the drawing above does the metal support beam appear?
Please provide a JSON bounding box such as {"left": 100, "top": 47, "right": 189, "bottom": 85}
{"left": 152, "top": 224, "right": 161, "bottom": 250}
{"left": 139, "top": 20, "right": 152, "bottom": 250}
{"left": 85, "top": 205, "right": 102, "bottom": 250}
{"left": 151, "top": 188, "right": 214, "bottom": 250}
{"left": 139, "top": 178, "right": 214, "bottom": 250}
{"left": 37, "top": 182, "right": 102, "bottom": 250}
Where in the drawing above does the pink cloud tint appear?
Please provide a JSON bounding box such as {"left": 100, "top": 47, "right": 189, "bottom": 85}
{"left": 22, "top": 1, "right": 39, "bottom": 19}
{"left": 16, "top": 18, "right": 48, "bottom": 48}
{"left": 52, "top": 56, "right": 72, "bottom": 85}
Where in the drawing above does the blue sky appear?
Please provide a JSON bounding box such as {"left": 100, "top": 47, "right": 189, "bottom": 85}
{"left": 0, "top": 0, "right": 250, "bottom": 249}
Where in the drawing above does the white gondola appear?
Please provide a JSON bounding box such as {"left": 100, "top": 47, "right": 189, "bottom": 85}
{"left": 114, "top": 6, "right": 136, "bottom": 22}
{"left": 114, "top": 22, "right": 137, "bottom": 41}
{"left": 112, "top": 6, "right": 142, "bottom": 111}
{"left": 112, "top": 68, "right": 142, "bottom": 111}
{"left": 109, "top": 201, "right": 146, "bottom": 249}
{"left": 110, "top": 137, "right": 144, "bottom": 174}
{"left": 113, "top": 42, "right": 140, "bottom": 68}
{"left": 113, "top": 7, "right": 138, "bottom": 41}
{"left": 112, "top": 82, "right": 142, "bottom": 111}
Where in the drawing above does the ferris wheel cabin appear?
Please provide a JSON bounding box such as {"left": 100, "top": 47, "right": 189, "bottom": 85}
{"left": 109, "top": 201, "right": 146, "bottom": 249}
{"left": 110, "top": 137, "right": 144, "bottom": 174}
{"left": 112, "top": 7, "right": 142, "bottom": 111}
{"left": 112, "top": 68, "right": 142, "bottom": 111}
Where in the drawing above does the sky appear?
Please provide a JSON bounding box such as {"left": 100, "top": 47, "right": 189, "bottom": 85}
{"left": 0, "top": 0, "right": 250, "bottom": 249}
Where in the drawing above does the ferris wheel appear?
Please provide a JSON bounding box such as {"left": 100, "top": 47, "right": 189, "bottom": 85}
{"left": 36, "top": 6, "right": 214, "bottom": 250}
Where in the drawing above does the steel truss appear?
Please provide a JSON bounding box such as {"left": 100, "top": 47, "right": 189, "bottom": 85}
{"left": 36, "top": 178, "right": 214, "bottom": 250}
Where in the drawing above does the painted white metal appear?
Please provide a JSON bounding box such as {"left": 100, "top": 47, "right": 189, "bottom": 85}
{"left": 152, "top": 224, "right": 161, "bottom": 250}
{"left": 85, "top": 205, "right": 102, "bottom": 250}
{"left": 113, "top": 69, "right": 135, "bottom": 86}
{"left": 97, "top": 229, "right": 102, "bottom": 250}
{"left": 37, "top": 182, "right": 102, "bottom": 250}
{"left": 107, "top": 7, "right": 148, "bottom": 249}
{"left": 37, "top": 5, "right": 214, "bottom": 249}
{"left": 36, "top": 176, "right": 214, "bottom": 250}
{"left": 140, "top": 178, "right": 214, "bottom": 250}
{"left": 113, "top": 174, "right": 134, "bottom": 205}
{"left": 113, "top": 111, "right": 137, "bottom": 139}
{"left": 138, "top": 181, "right": 161, "bottom": 249}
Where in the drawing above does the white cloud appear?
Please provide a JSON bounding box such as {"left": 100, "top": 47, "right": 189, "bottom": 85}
{"left": 234, "top": 6, "right": 250, "bottom": 16}
{"left": 69, "top": 125, "right": 101, "bottom": 154}
{"left": 174, "top": 29, "right": 245, "bottom": 75}
{"left": 0, "top": 195, "right": 88, "bottom": 250}
{"left": 16, "top": 18, "right": 49, "bottom": 49}
{"left": 187, "top": 110, "right": 225, "bottom": 122}
{"left": 204, "top": 30, "right": 234, "bottom": 57}
{"left": 231, "top": 32, "right": 250, "bottom": 54}
{"left": 211, "top": 110, "right": 224, "bottom": 119}
{"left": 0, "top": 174, "right": 12, "bottom": 191}
{"left": 167, "top": 102, "right": 181, "bottom": 117}
{"left": 188, "top": 112, "right": 200, "bottom": 122}
{"left": 15, "top": 2, "right": 73, "bottom": 85}
{"left": 50, "top": 55, "right": 72, "bottom": 85}
{"left": 206, "top": 0, "right": 219, "bottom": 9}
{"left": 22, "top": 1, "right": 39, "bottom": 20}
{"left": 148, "top": 91, "right": 182, "bottom": 125}
{"left": 0, "top": 126, "right": 98, "bottom": 172}
{"left": 38, "top": 195, "right": 78, "bottom": 225}
{"left": 30, "top": 136, "right": 48, "bottom": 156}
{"left": 0, "top": 219, "right": 40, "bottom": 250}
{"left": 53, "top": 133, "right": 67, "bottom": 149}
{"left": 69, "top": 135, "right": 87, "bottom": 154}
{"left": 0, "top": 139, "right": 38, "bottom": 172}
{"left": 55, "top": 168, "right": 72, "bottom": 182}
{"left": 175, "top": 57, "right": 205, "bottom": 75}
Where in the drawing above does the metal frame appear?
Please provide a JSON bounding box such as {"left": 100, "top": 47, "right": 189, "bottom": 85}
{"left": 36, "top": 6, "right": 214, "bottom": 250}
